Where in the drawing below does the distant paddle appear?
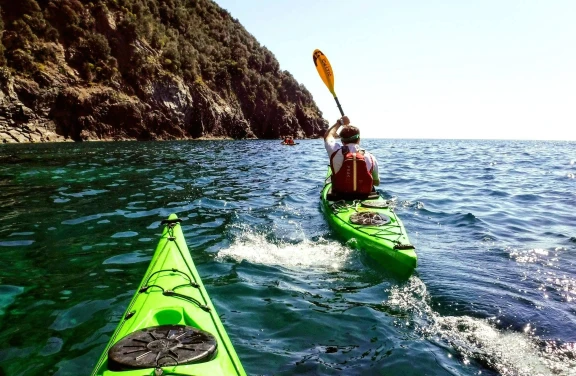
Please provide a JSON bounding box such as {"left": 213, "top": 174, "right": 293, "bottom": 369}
{"left": 312, "top": 49, "right": 344, "bottom": 116}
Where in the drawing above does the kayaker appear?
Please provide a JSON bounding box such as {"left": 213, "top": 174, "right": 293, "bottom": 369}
{"left": 324, "top": 116, "right": 380, "bottom": 195}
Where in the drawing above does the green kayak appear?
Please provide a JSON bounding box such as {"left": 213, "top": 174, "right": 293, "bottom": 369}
{"left": 321, "top": 168, "right": 417, "bottom": 278}
{"left": 91, "top": 214, "right": 246, "bottom": 376}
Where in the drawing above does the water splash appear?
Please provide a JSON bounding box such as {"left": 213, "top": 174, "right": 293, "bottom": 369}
{"left": 215, "top": 225, "right": 353, "bottom": 272}
{"left": 383, "top": 277, "right": 576, "bottom": 375}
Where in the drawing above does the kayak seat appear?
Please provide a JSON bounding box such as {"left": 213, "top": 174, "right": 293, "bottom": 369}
{"left": 326, "top": 186, "right": 380, "bottom": 201}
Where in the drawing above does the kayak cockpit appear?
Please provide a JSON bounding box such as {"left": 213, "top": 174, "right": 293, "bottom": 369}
{"left": 324, "top": 186, "right": 380, "bottom": 201}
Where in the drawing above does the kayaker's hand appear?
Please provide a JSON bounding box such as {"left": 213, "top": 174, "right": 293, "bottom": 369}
{"left": 338, "top": 116, "right": 350, "bottom": 126}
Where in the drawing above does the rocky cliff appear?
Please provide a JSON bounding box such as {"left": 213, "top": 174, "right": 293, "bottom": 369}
{"left": 0, "top": 0, "right": 328, "bottom": 143}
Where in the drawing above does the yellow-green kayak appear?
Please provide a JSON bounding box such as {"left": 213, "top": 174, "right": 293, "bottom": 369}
{"left": 321, "top": 168, "right": 417, "bottom": 278}
{"left": 91, "top": 214, "right": 246, "bottom": 376}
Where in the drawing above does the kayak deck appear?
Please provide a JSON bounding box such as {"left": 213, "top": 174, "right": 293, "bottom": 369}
{"left": 320, "top": 170, "right": 417, "bottom": 278}
{"left": 92, "top": 214, "right": 246, "bottom": 376}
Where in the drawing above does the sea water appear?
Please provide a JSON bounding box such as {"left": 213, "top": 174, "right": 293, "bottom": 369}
{"left": 0, "top": 139, "right": 575, "bottom": 375}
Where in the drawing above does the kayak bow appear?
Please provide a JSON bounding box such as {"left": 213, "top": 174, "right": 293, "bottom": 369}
{"left": 91, "top": 214, "right": 246, "bottom": 376}
{"left": 321, "top": 168, "right": 417, "bottom": 278}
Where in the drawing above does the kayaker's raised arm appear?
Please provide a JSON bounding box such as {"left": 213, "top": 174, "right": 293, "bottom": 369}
{"left": 324, "top": 116, "right": 350, "bottom": 142}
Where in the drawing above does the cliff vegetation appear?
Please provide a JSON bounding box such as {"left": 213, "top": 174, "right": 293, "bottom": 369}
{"left": 0, "top": 0, "right": 327, "bottom": 142}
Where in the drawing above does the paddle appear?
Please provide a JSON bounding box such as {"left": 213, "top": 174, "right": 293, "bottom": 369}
{"left": 313, "top": 49, "right": 344, "bottom": 116}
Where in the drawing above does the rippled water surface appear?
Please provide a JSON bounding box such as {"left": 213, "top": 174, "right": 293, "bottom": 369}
{"left": 0, "top": 139, "right": 575, "bottom": 376}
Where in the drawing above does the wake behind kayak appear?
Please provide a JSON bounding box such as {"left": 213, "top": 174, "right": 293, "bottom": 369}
{"left": 91, "top": 214, "right": 246, "bottom": 376}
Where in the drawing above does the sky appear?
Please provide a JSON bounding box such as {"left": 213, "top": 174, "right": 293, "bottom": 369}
{"left": 213, "top": 0, "right": 576, "bottom": 140}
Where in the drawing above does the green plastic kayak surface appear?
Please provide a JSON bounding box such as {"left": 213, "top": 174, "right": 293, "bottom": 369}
{"left": 91, "top": 214, "right": 246, "bottom": 376}
{"left": 321, "top": 168, "right": 417, "bottom": 278}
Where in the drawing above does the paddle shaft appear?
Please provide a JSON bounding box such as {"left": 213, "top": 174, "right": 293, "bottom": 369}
{"left": 334, "top": 97, "right": 344, "bottom": 117}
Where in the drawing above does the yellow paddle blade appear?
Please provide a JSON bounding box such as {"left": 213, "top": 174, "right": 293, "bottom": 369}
{"left": 313, "top": 49, "right": 336, "bottom": 96}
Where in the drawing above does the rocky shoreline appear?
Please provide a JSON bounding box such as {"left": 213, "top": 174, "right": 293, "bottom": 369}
{"left": 0, "top": 65, "right": 326, "bottom": 144}
{"left": 0, "top": 70, "right": 67, "bottom": 143}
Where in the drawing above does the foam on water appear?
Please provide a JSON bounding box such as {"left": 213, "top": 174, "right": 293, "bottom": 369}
{"left": 215, "top": 226, "right": 353, "bottom": 272}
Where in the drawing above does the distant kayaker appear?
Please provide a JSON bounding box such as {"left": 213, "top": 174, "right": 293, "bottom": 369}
{"left": 324, "top": 116, "right": 380, "bottom": 195}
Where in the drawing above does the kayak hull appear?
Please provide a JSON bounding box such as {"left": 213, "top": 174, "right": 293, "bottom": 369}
{"left": 91, "top": 214, "right": 246, "bottom": 376}
{"left": 320, "top": 169, "right": 417, "bottom": 278}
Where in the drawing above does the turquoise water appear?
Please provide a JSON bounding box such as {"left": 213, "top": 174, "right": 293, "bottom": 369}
{"left": 0, "top": 139, "right": 575, "bottom": 375}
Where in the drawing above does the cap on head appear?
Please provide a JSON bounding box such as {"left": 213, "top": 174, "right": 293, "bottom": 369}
{"left": 340, "top": 125, "right": 360, "bottom": 143}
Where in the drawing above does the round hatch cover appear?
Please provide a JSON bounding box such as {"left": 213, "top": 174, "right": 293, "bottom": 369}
{"left": 360, "top": 200, "right": 389, "bottom": 209}
{"left": 350, "top": 212, "right": 390, "bottom": 226}
{"left": 108, "top": 325, "right": 217, "bottom": 370}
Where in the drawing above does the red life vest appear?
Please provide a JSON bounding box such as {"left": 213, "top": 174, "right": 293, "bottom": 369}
{"left": 330, "top": 146, "right": 374, "bottom": 194}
